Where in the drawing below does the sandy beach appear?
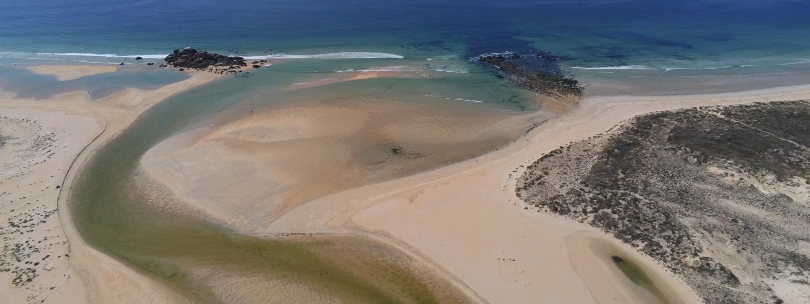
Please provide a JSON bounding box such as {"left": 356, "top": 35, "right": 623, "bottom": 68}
{"left": 3, "top": 61, "right": 810, "bottom": 303}
{"left": 0, "top": 65, "right": 219, "bottom": 303}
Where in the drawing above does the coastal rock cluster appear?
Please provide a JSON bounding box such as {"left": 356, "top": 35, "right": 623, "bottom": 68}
{"left": 516, "top": 101, "right": 810, "bottom": 304}
{"left": 163, "top": 47, "right": 250, "bottom": 74}
{"left": 473, "top": 52, "right": 583, "bottom": 103}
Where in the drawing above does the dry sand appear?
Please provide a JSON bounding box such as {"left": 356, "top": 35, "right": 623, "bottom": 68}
{"left": 25, "top": 65, "right": 119, "bottom": 81}
{"left": 0, "top": 66, "right": 220, "bottom": 303}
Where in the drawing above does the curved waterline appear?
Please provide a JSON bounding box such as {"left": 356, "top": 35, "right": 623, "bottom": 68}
{"left": 68, "top": 73, "right": 473, "bottom": 303}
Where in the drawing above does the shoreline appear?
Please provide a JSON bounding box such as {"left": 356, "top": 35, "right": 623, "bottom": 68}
{"left": 0, "top": 66, "right": 222, "bottom": 303}
{"left": 578, "top": 64, "right": 810, "bottom": 97}
{"left": 56, "top": 70, "right": 222, "bottom": 303}
{"left": 3, "top": 61, "right": 810, "bottom": 303}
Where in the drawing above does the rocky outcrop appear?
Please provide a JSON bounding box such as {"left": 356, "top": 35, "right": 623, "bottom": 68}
{"left": 164, "top": 47, "right": 246, "bottom": 72}
{"left": 473, "top": 52, "right": 583, "bottom": 103}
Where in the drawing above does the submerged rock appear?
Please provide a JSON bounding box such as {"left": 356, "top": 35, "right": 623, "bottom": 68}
{"left": 473, "top": 52, "right": 583, "bottom": 103}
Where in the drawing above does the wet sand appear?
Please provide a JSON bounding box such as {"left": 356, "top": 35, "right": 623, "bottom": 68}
{"left": 26, "top": 65, "right": 119, "bottom": 81}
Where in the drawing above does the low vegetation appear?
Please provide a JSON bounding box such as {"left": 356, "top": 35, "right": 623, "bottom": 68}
{"left": 517, "top": 100, "right": 810, "bottom": 303}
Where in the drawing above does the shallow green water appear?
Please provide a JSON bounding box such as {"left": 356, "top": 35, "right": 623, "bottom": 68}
{"left": 69, "top": 63, "right": 532, "bottom": 302}
{"left": 611, "top": 255, "right": 670, "bottom": 303}
{"left": 611, "top": 256, "right": 653, "bottom": 287}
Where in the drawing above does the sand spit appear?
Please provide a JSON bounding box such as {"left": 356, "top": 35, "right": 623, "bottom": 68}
{"left": 255, "top": 84, "right": 810, "bottom": 304}
{"left": 25, "top": 65, "right": 119, "bottom": 81}
{"left": 0, "top": 70, "right": 220, "bottom": 303}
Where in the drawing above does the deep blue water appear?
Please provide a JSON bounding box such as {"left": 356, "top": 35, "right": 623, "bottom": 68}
{"left": 2, "top": 0, "right": 809, "bottom": 71}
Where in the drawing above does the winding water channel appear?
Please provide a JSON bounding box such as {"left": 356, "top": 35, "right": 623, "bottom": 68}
{"left": 67, "top": 62, "right": 536, "bottom": 303}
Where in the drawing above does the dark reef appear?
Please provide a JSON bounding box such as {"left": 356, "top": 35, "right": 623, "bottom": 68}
{"left": 473, "top": 52, "right": 583, "bottom": 103}
{"left": 517, "top": 100, "right": 810, "bottom": 304}
{"left": 163, "top": 47, "right": 247, "bottom": 73}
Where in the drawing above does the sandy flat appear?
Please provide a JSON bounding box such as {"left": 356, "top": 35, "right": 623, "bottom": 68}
{"left": 0, "top": 70, "right": 220, "bottom": 303}
{"left": 25, "top": 65, "right": 119, "bottom": 81}
{"left": 140, "top": 97, "right": 540, "bottom": 227}
{"left": 256, "top": 84, "right": 810, "bottom": 304}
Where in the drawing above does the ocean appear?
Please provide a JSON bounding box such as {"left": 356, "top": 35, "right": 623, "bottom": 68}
{"left": 2, "top": 0, "right": 809, "bottom": 77}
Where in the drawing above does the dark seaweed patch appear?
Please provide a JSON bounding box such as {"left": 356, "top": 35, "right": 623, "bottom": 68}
{"left": 473, "top": 52, "right": 583, "bottom": 102}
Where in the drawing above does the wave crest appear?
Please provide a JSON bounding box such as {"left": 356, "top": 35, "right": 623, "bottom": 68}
{"left": 245, "top": 52, "right": 404, "bottom": 59}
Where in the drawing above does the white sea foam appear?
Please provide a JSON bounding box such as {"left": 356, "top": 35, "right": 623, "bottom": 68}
{"left": 35, "top": 52, "right": 167, "bottom": 59}
{"left": 24, "top": 51, "right": 403, "bottom": 60}
{"left": 777, "top": 59, "right": 810, "bottom": 66}
{"left": 569, "top": 65, "right": 655, "bottom": 70}
{"left": 333, "top": 65, "right": 415, "bottom": 73}
{"left": 570, "top": 63, "right": 761, "bottom": 72}
{"left": 245, "top": 52, "right": 404, "bottom": 60}
{"left": 440, "top": 96, "right": 482, "bottom": 103}
{"left": 333, "top": 64, "right": 469, "bottom": 74}
{"left": 431, "top": 66, "right": 469, "bottom": 73}
{"left": 427, "top": 54, "right": 461, "bottom": 61}
{"left": 661, "top": 65, "right": 734, "bottom": 71}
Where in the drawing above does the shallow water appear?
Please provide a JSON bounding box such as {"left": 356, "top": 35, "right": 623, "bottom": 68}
{"left": 68, "top": 62, "right": 539, "bottom": 302}
{"left": 0, "top": 65, "right": 188, "bottom": 99}
{"left": 611, "top": 256, "right": 658, "bottom": 293}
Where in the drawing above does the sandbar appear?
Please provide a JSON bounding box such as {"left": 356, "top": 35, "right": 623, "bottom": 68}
{"left": 26, "top": 65, "right": 119, "bottom": 81}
